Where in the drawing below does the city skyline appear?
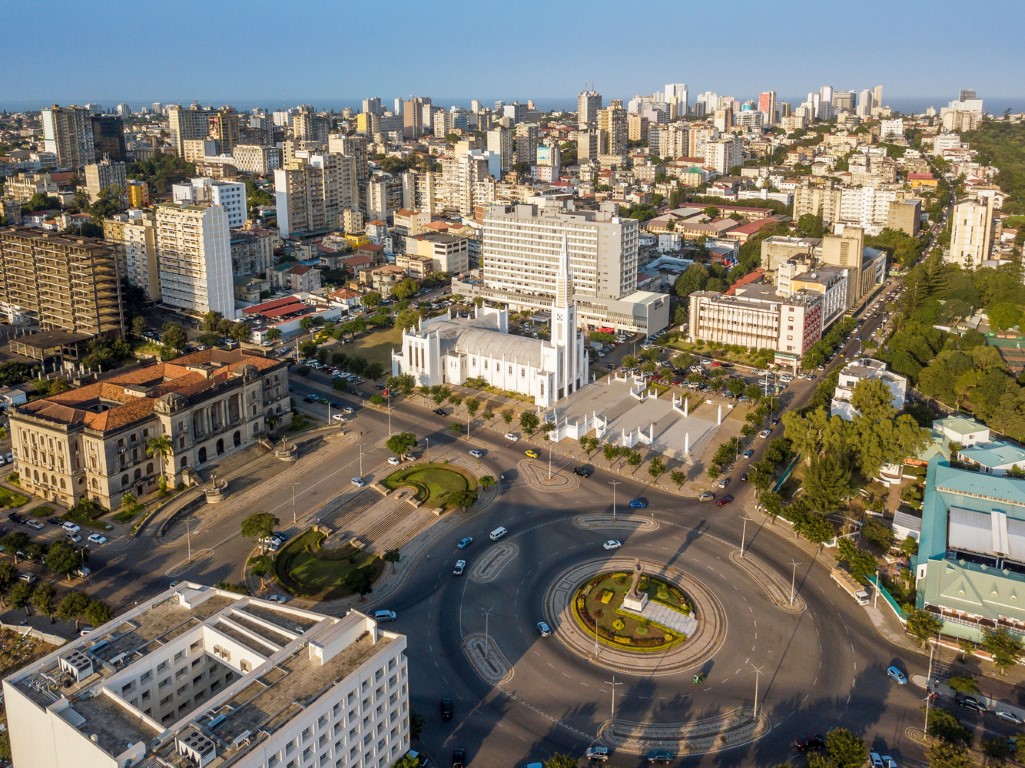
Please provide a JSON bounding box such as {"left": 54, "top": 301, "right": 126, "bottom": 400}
{"left": 4, "top": 0, "right": 1024, "bottom": 109}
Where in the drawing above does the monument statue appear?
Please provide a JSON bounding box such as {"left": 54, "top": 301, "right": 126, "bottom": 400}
{"left": 628, "top": 558, "right": 644, "bottom": 600}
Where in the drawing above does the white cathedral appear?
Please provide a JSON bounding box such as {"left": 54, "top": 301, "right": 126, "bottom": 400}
{"left": 391, "top": 240, "right": 589, "bottom": 407}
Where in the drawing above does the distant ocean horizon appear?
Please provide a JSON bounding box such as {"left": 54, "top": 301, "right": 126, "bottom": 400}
{"left": 3, "top": 95, "right": 1025, "bottom": 115}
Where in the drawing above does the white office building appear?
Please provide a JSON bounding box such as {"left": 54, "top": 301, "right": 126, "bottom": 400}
{"left": 947, "top": 197, "right": 994, "bottom": 270}
{"left": 830, "top": 357, "right": 907, "bottom": 421}
{"left": 3, "top": 584, "right": 410, "bottom": 768}
{"left": 156, "top": 203, "right": 235, "bottom": 317}
{"left": 173, "top": 178, "right": 249, "bottom": 229}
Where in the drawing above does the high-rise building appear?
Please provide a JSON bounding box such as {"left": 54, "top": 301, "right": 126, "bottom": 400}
{"left": 173, "top": 178, "right": 249, "bottom": 229}
{"left": 817, "top": 85, "right": 834, "bottom": 121}
{"left": 293, "top": 108, "right": 330, "bottom": 143}
{"left": 155, "top": 203, "right": 234, "bottom": 317}
{"left": 3, "top": 584, "right": 409, "bottom": 768}
{"left": 577, "top": 89, "right": 602, "bottom": 131}
{"left": 362, "top": 96, "right": 383, "bottom": 115}
{"left": 514, "top": 123, "right": 539, "bottom": 167}
{"left": 84, "top": 158, "right": 127, "bottom": 202}
{"left": 758, "top": 91, "right": 777, "bottom": 125}
{"left": 327, "top": 133, "right": 369, "bottom": 181}
{"left": 126, "top": 179, "right": 150, "bottom": 208}
{"left": 0, "top": 227, "right": 123, "bottom": 334}
{"left": 664, "top": 83, "right": 688, "bottom": 119}
{"left": 947, "top": 197, "right": 994, "bottom": 270}
{"left": 535, "top": 143, "right": 561, "bottom": 183}
{"left": 403, "top": 97, "right": 429, "bottom": 139}
{"left": 208, "top": 106, "right": 243, "bottom": 154}
{"left": 872, "top": 85, "right": 884, "bottom": 110}
{"left": 831, "top": 90, "right": 856, "bottom": 114}
{"left": 123, "top": 209, "right": 160, "bottom": 300}
{"left": 597, "top": 103, "right": 627, "bottom": 156}
{"left": 41, "top": 105, "right": 95, "bottom": 168}
{"left": 703, "top": 137, "right": 743, "bottom": 174}
{"left": 487, "top": 127, "right": 513, "bottom": 174}
{"left": 90, "top": 114, "right": 126, "bottom": 161}
{"left": 168, "top": 104, "right": 213, "bottom": 157}
{"left": 232, "top": 144, "right": 282, "bottom": 175}
{"left": 274, "top": 153, "right": 357, "bottom": 238}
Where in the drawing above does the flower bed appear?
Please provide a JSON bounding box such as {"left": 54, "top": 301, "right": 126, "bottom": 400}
{"left": 572, "top": 571, "right": 690, "bottom": 652}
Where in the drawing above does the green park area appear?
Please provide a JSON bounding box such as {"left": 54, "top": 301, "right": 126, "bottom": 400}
{"left": 345, "top": 325, "right": 403, "bottom": 369}
{"left": 0, "top": 488, "right": 28, "bottom": 508}
{"left": 573, "top": 571, "right": 691, "bottom": 652}
{"left": 381, "top": 462, "right": 478, "bottom": 509}
{"left": 274, "top": 529, "right": 383, "bottom": 600}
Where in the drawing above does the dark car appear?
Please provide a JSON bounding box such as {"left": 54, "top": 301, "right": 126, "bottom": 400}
{"left": 440, "top": 696, "right": 453, "bottom": 721}
{"left": 434, "top": 408, "right": 447, "bottom": 416}
{"left": 47, "top": 517, "right": 62, "bottom": 526}
{"left": 956, "top": 693, "right": 986, "bottom": 713}
{"left": 715, "top": 495, "right": 735, "bottom": 507}
{"left": 7, "top": 512, "right": 23, "bottom": 523}
{"left": 573, "top": 465, "right": 594, "bottom": 478}
{"left": 647, "top": 751, "right": 674, "bottom": 764}
{"left": 451, "top": 748, "right": 466, "bottom": 768}
{"left": 794, "top": 734, "right": 826, "bottom": 752}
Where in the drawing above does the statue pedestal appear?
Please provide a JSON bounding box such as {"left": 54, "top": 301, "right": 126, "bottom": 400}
{"left": 621, "top": 592, "right": 649, "bottom": 614}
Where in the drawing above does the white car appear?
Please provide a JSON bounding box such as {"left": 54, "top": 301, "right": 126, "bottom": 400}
{"left": 87, "top": 534, "right": 108, "bottom": 545}
{"left": 453, "top": 559, "right": 466, "bottom": 576}
{"left": 757, "top": 429, "right": 771, "bottom": 439}
{"left": 996, "top": 709, "right": 1024, "bottom": 725}
{"left": 387, "top": 457, "right": 401, "bottom": 465}
{"left": 266, "top": 594, "right": 289, "bottom": 604}
{"left": 504, "top": 433, "right": 519, "bottom": 441}
{"left": 62, "top": 521, "right": 81, "bottom": 534}
{"left": 66, "top": 532, "right": 82, "bottom": 543}
{"left": 603, "top": 540, "right": 622, "bottom": 550}
{"left": 351, "top": 477, "right": 366, "bottom": 488}
{"left": 468, "top": 449, "right": 484, "bottom": 458}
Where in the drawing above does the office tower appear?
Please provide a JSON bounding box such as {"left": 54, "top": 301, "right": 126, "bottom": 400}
{"left": 208, "top": 107, "right": 243, "bottom": 154}
{"left": 0, "top": 227, "right": 124, "bottom": 334}
{"left": 328, "top": 133, "right": 369, "bottom": 180}
{"left": 123, "top": 209, "right": 160, "bottom": 300}
{"left": 758, "top": 91, "right": 777, "bottom": 125}
{"left": 872, "top": 85, "right": 884, "bottom": 109}
{"left": 168, "top": 104, "right": 213, "bottom": 157}
{"left": 403, "top": 97, "right": 429, "bottom": 139}
{"left": 41, "top": 105, "right": 96, "bottom": 168}
{"left": 293, "top": 108, "right": 329, "bottom": 143}
{"left": 487, "top": 127, "right": 513, "bottom": 173}
{"left": 515, "top": 123, "right": 539, "bottom": 166}
{"left": 597, "top": 103, "right": 627, "bottom": 156}
{"left": 664, "top": 83, "right": 688, "bottom": 119}
{"left": 84, "top": 158, "right": 127, "bottom": 202}
{"left": 362, "top": 96, "right": 383, "bottom": 115}
{"left": 91, "top": 114, "right": 127, "bottom": 161}
{"left": 274, "top": 153, "right": 357, "bottom": 238}
{"left": 817, "top": 85, "right": 834, "bottom": 120}
{"left": 712, "top": 107, "right": 733, "bottom": 133}
{"left": 115, "top": 102, "right": 131, "bottom": 116}
{"left": 577, "top": 89, "right": 602, "bottom": 130}
{"left": 3, "top": 586, "right": 409, "bottom": 768}
{"left": 941, "top": 92, "right": 985, "bottom": 131}
{"left": 155, "top": 203, "right": 234, "bottom": 317}
{"left": 483, "top": 204, "right": 638, "bottom": 302}
{"left": 947, "top": 197, "right": 994, "bottom": 270}
{"left": 830, "top": 90, "right": 856, "bottom": 114}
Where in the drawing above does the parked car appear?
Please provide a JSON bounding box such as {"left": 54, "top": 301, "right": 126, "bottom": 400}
{"left": 757, "top": 429, "right": 771, "bottom": 439}
{"left": 388, "top": 457, "right": 401, "bottom": 465}
{"left": 87, "top": 534, "right": 108, "bottom": 545}
{"left": 794, "top": 734, "right": 825, "bottom": 752}
{"left": 743, "top": 449, "right": 754, "bottom": 459}
{"left": 351, "top": 477, "right": 366, "bottom": 488}
{"left": 66, "top": 532, "right": 82, "bottom": 543}
{"left": 525, "top": 449, "right": 539, "bottom": 459}
{"left": 996, "top": 709, "right": 1023, "bottom": 725}
{"left": 453, "top": 560, "right": 466, "bottom": 576}
{"left": 715, "top": 495, "right": 735, "bottom": 507}
{"left": 504, "top": 432, "right": 519, "bottom": 441}
{"left": 451, "top": 748, "right": 466, "bottom": 768}
{"left": 603, "top": 540, "right": 622, "bottom": 551}
{"left": 699, "top": 491, "right": 716, "bottom": 502}
{"left": 266, "top": 594, "right": 289, "bottom": 604}
{"left": 647, "top": 751, "right": 674, "bottom": 764}
{"left": 25, "top": 520, "right": 44, "bottom": 531}
{"left": 956, "top": 693, "right": 986, "bottom": 712}
{"left": 457, "top": 537, "right": 474, "bottom": 549}
{"left": 536, "top": 621, "right": 552, "bottom": 637}
{"left": 373, "top": 610, "right": 397, "bottom": 623}
{"left": 717, "top": 477, "right": 731, "bottom": 489}
{"left": 585, "top": 745, "right": 609, "bottom": 761}
{"left": 433, "top": 408, "right": 447, "bottom": 416}
{"left": 468, "top": 449, "right": 484, "bottom": 459}
{"left": 62, "top": 521, "right": 81, "bottom": 533}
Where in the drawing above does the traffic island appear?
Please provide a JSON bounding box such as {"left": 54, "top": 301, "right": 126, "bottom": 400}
{"left": 273, "top": 528, "right": 383, "bottom": 600}
{"left": 599, "top": 707, "right": 770, "bottom": 756}
{"left": 380, "top": 462, "right": 478, "bottom": 511}
{"left": 517, "top": 458, "right": 579, "bottom": 492}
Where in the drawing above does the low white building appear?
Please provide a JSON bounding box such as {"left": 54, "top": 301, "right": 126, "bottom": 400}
{"left": 829, "top": 357, "right": 907, "bottom": 421}
{"left": 3, "top": 583, "right": 410, "bottom": 768}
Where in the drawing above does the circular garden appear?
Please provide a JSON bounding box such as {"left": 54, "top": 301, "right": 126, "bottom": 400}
{"left": 572, "top": 571, "right": 693, "bottom": 652}
{"left": 380, "top": 462, "right": 479, "bottom": 510}
{"left": 273, "top": 529, "right": 383, "bottom": 600}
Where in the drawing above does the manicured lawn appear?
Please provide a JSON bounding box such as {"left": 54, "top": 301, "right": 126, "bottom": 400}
{"left": 274, "top": 529, "right": 382, "bottom": 600}
{"left": 381, "top": 463, "right": 477, "bottom": 508}
{"left": 30, "top": 505, "right": 55, "bottom": 518}
{"left": 0, "top": 487, "right": 28, "bottom": 508}
{"left": 573, "top": 571, "right": 690, "bottom": 652}
{"left": 347, "top": 325, "right": 403, "bottom": 370}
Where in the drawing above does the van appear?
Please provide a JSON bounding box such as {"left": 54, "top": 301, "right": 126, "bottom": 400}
{"left": 489, "top": 527, "right": 508, "bottom": 541}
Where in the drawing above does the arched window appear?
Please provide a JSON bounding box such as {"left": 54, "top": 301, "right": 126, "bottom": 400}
{"left": 121, "top": 474, "right": 129, "bottom": 488}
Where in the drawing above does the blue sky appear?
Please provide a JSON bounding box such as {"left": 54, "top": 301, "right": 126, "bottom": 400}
{"left": 5, "top": 0, "right": 1023, "bottom": 109}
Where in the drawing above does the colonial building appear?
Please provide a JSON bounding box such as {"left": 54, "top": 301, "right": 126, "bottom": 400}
{"left": 392, "top": 238, "right": 588, "bottom": 406}
{"left": 9, "top": 349, "right": 290, "bottom": 510}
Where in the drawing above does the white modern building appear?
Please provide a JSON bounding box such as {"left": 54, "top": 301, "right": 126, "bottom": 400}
{"left": 947, "top": 197, "right": 994, "bottom": 270}
{"left": 233, "top": 144, "right": 282, "bottom": 175}
{"left": 830, "top": 357, "right": 908, "bottom": 421}
{"left": 3, "top": 584, "right": 409, "bottom": 768}
{"left": 393, "top": 240, "right": 588, "bottom": 406}
{"left": 156, "top": 203, "right": 235, "bottom": 317}
{"left": 173, "top": 178, "right": 249, "bottom": 229}
{"left": 41, "top": 105, "right": 95, "bottom": 168}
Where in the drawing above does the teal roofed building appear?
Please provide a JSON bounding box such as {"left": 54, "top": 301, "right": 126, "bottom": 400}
{"left": 916, "top": 456, "right": 1025, "bottom": 641}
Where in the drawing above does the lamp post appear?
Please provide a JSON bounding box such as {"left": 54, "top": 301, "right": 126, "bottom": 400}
{"left": 186, "top": 518, "right": 192, "bottom": 563}
{"left": 387, "top": 391, "right": 392, "bottom": 437}
{"left": 608, "top": 480, "right": 621, "bottom": 522}
{"left": 481, "top": 606, "right": 494, "bottom": 660}
{"left": 740, "top": 515, "right": 752, "bottom": 557}
{"left": 425, "top": 436, "right": 429, "bottom": 461}
{"left": 359, "top": 441, "right": 364, "bottom": 478}
{"left": 789, "top": 559, "right": 801, "bottom": 606}
{"left": 752, "top": 663, "right": 763, "bottom": 719}
{"left": 291, "top": 480, "right": 299, "bottom": 524}
{"left": 604, "top": 675, "right": 623, "bottom": 723}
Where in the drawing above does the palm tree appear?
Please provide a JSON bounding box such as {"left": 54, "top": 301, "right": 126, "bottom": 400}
{"left": 383, "top": 549, "right": 401, "bottom": 574}
{"left": 146, "top": 434, "right": 174, "bottom": 491}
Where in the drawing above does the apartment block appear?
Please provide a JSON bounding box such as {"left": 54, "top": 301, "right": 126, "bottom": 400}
{"left": 3, "top": 584, "right": 408, "bottom": 768}
{"left": 173, "top": 178, "right": 248, "bottom": 229}
{"left": 124, "top": 210, "right": 161, "bottom": 301}
{"left": 155, "top": 203, "right": 235, "bottom": 317}
{"left": 274, "top": 153, "right": 357, "bottom": 238}
{"left": 84, "top": 158, "right": 127, "bottom": 202}
{"left": 91, "top": 115, "right": 127, "bottom": 162}
{"left": 947, "top": 197, "right": 994, "bottom": 269}
{"left": 231, "top": 228, "right": 275, "bottom": 277}
{"left": 597, "top": 104, "right": 627, "bottom": 156}
{"left": 487, "top": 127, "right": 513, "bottom": 174}
{"left": 233, "top": 144, "right": 282, "bottom": 175}
{"left": 688, "top": 284, "right": 823, "bottom": 365}
{"left": 0, "top": 171, "right": 60, "bottom": 203}
{"left": 126, "top": 179, "right": 150, "bottom": 208}
{"left": 404, "top": 232, "right": 470, "bottom": 274}
{"left": 41, "top": 105, "right": 95, "bottom": 168}
{"left": 578, "top": 90, "right": 602, "bottom": 130}
{"left": 168, "top": 105, "right": 213, "bottom": 157}
{"left": 0, "top": 227, "right": 123, "bottom": 334}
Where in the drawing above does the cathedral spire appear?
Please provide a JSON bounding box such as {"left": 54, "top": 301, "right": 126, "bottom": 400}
{"left": 555, "top": 231, "right": 571, "bottom": 308}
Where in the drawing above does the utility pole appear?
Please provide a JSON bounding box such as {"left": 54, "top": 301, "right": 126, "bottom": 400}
{"left": 359, "top": 440, "right": 364, "bottom": 478}
{"left": 481, "top": 606, "right": 494, "bottom": 660}
{"left": 603, "top": 675, "right": 623, "bottom": 723}
{"left": 752, "top": 663, "right": 763, "bottom": 719}
{"left": 874, "top": 569, "right": 880, "bottom": 609}
{"left": 608, "top": 480, "right": 621, "bottom": 522}
{"left": 789, "top": 560, "right": 801, "bottom": 606}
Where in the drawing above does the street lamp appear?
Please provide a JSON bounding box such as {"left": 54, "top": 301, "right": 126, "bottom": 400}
{"left": 789, "top": 559, "right": 801, "bottom": 606}
{"left": 291, "top": 480, "right": 299, "bottom": 524}
{"left": 425, "top": 436, "right": 429, "bottom": 461}
{"left": 740, "top": 515, "right": 752, "bottom": 557}
{"left": 603, "top": 675, "right": 623, "bottom": 723}
{"left": 186, "top": 518, "right": 192, "bottom": 563}
{"left": 481, "top": 606, "right": 494, "bottom": 660}
{"left": 608, "top": 480, "right": 621, "bottom": 522}
{"left": 751, "top": 663, "right": 763, "bottom": 719}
